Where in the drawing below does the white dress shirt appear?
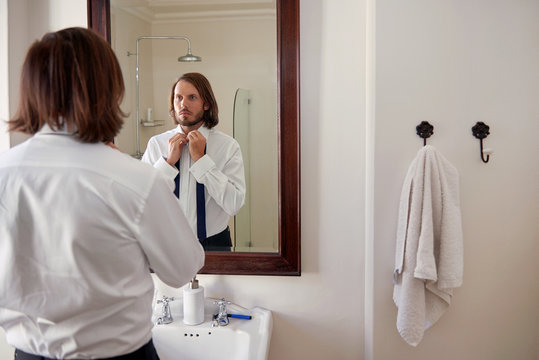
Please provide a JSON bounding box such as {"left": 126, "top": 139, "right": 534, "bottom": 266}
{"left": 142, "top": 125, "right": 246, "bottom": 239}
{"left": 0, "top": 125, "right": 205, "bottom": 359}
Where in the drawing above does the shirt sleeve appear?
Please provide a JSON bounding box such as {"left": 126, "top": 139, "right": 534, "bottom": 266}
{"left": 141, "top": 137, "right": 160, "bottom": 165}
{"left": 142, "top": 137, "right": 179, "bottom": 180}
{"left": 136, "top": 171, "right": 205, "bottom": 288}
{"left": 189, "top": 144, "right": 246, "bottom": 216}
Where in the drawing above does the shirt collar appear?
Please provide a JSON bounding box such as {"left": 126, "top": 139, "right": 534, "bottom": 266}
{"left": 175, "top": 124, "right": 210, "bottom": 138}
{"left": 37, "top": 120, "right": 78, "bottom": 136}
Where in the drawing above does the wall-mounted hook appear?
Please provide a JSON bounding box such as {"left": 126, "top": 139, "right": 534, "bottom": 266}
{"left": 416, "top": 121, "right": 434, "bottom": 146}
{"left": 471, "top": 122, "right": 491, "bottom": 163}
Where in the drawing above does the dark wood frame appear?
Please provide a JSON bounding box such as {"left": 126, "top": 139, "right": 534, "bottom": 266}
{"left": 88, "top": 0, "right": 300, "bottom": 276}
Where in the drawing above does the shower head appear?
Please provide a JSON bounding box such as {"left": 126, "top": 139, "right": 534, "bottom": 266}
{"left": 133, "top": 35, "right": 201, "bottom": 62}
{"left": 178, "top": 51, "right": 202, "bottom": 62}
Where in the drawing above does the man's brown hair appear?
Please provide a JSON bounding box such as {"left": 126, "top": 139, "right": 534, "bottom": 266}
{"left": 8, "top": 27, "right": 125, "bottom": 143}
{"left": 168, "top": 72, "right": 219, "bottom": 129}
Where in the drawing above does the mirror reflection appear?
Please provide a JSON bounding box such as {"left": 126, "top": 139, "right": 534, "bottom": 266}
{"left": 110, "top": 0, "right": 278, "bottom": 253}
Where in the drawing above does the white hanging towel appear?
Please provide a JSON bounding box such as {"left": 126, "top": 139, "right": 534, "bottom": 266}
{"left": 393, "top": 145, "right": 463, "bottom": 346}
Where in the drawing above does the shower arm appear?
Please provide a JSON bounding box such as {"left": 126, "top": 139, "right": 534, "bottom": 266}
{"left": 132, "top": 36, "right": 194, "bottom": 159}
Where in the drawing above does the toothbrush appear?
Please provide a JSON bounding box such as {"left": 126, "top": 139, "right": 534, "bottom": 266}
{"left": 227, "top": 314, "right": 252, "bottom": 320}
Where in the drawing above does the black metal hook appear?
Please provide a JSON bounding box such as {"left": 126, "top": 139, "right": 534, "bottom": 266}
{"left": 416, "top": 121, "right": 434, "bottom": 146}
{"left": 472, "top": 122, "right": 490, "bottom": 163}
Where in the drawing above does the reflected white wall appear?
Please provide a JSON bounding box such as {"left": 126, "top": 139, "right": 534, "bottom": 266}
{"left": 110, "top": 9, "right": 153, "bottom": 156}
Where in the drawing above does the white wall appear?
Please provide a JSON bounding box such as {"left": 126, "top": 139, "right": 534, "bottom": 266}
{"left": 3, "top": 0, "right": 87, "bottom": 149}
{"left": 0, "top": 0, "right": 9, "bottom": 151}
{"left": 6, "top": 0, "right": 31, "bottom": 148}
{"left": 372, "top": 0, "right": 539, "bottom": 359}
{"left": 0, "top": 0, "right": 9, "bottom": 346}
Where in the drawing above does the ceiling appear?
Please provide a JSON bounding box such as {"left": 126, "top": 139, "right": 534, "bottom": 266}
{"left": 111, "top": 0, "right": 276, "bottom": 22}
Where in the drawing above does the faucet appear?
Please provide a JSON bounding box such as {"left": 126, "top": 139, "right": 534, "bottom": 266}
{"left": 212, "top": 298, "right": 231, "bottom": 327}
{"left": 156, "top": 296, "right": 175, "bottom": 325}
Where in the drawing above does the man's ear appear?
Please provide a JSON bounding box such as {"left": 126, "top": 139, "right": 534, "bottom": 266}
{"left": 204, "top": 103, "right": 210, "bottom": 111}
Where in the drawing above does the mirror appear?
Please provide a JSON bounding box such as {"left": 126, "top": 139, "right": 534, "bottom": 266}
{"left": 109, "top": 0, "right": 278, "bottom": 254}
{"left": 88, "top": 0, "right": 300, "bottom": 275}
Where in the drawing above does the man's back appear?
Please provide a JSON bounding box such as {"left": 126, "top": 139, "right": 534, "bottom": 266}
{"left": 0, "top": 125, "right": 204, "bottom": 358}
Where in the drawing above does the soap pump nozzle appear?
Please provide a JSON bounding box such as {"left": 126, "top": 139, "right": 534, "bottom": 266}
{"left": 189, "top": 276, "right": 199, "bottom": 289}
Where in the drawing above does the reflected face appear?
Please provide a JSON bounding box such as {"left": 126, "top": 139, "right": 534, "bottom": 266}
{"left": 173, "top": 80, "right": 209, "bottom": 129}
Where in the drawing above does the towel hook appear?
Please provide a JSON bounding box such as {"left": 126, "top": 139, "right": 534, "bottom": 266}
{"left": 471, "top": 122, "right": 491, "bottom": 163}
{"left": 416, "top": 121, "right": 434, "bottom": 146}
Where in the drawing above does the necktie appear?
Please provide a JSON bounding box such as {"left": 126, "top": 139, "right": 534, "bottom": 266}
{"left": 174, "top": 147, "right": 207, "bottom": 241}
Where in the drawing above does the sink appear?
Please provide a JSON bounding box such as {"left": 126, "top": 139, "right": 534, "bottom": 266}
{"left": 151, "top": 297, "right": 272, "bottom": 360}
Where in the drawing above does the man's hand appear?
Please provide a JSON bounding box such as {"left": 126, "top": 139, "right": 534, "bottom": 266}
{"left": 167, "top": 133, "right": 188, "bottom": 166}
{"left": 187, "top": 130, "right": 206, "bottom": 162}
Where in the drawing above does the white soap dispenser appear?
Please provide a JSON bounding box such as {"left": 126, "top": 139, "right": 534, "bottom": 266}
{"left": 183, "top": 276, "right": 204, "bottom": 325}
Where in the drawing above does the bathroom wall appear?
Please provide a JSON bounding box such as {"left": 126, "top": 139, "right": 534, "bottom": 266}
{"left": 2, "top": 1, "right": 538, "bottom": 360}
{"left": 0, "top": 0, "right": 9, "bottom": 151}
{"left": 5, "top": 0, "right": 31, "bottom": 149}
{"left": 372, "top": 0, "right": 539, "bottom": 359}
{"left": 4, "top": 0, "right": 87, "bottom": 149}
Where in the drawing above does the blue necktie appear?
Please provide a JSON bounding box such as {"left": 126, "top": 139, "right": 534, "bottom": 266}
{"left": 174, "top": 146, "right": 207, "bottom": 241}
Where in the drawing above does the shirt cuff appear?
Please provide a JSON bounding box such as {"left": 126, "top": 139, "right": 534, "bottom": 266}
{"left": 189, "top": 154, "right": 215, "bottom": 181}
{"left": 155, "top": 156, "right": 179, "bottom": 179}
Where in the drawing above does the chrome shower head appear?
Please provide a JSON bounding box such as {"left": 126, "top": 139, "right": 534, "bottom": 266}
{"left": 178, "top": 51, "right": 202, "bottom": 62}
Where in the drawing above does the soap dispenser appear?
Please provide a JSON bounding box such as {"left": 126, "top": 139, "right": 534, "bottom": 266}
{"left": 183, "top": 276, "right": 204, "bottom": 325}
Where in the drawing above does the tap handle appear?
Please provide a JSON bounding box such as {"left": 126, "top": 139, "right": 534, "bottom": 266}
{"left": 157, "top": 295, "right": 175, "bottom": 305}
{"left": 213, "top": 298, "right": 231, "bottom": 306}
{"left": 213, "top": 298, "right": 231, "bottom": 307}
{"left": 213, "top": 298, "right": 231, "bottom": 315}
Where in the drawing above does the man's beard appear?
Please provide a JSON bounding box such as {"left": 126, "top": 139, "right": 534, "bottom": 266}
{"left": 174, "top": 112, "right": 205, "bottom": 127}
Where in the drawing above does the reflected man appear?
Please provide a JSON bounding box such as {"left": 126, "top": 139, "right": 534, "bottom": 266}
{"left": 142, "top": 73, "right": 246, "bottom": 251}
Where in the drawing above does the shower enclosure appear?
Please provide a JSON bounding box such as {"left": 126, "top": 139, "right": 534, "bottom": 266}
{"left": 126, "top": 36, "right": 201, "bottom": 159}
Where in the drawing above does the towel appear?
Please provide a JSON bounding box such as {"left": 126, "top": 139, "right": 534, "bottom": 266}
{"left": 393, "top": 145, "right": 463, "bottom": 346}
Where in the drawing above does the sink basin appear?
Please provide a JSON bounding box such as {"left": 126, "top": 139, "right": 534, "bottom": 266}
{"left": 151, "top": 297, "right": 272, "bottom": 360}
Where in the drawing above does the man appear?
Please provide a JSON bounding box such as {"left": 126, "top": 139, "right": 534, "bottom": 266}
{"left": 0, "top": 27, "right": 204, "bottom": 359}
{"left": 142, "top": 73, "right": 246, "bottom": 251}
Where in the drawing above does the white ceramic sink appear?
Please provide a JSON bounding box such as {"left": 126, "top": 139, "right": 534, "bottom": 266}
{"left": 151, "top": 297, "right": 272, "bottom": 360}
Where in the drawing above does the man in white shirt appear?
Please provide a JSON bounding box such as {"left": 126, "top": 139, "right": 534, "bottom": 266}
{"left": 0, "top": 27, "right": 204, "bottom": 360}
{"left": 142, "top": 73, "right": 246, "bottom": 251}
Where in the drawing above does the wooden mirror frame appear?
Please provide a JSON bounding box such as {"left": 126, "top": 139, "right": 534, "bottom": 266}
{"left": 88, "top": 0, "right": 300, "bottom": 276}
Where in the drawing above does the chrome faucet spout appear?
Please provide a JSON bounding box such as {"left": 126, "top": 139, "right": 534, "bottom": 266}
{"left": 156, "top": 296, "right": 175, "bottom": 325}
{"left": 212, "top": 298, "right": 231, "bottom": 327}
